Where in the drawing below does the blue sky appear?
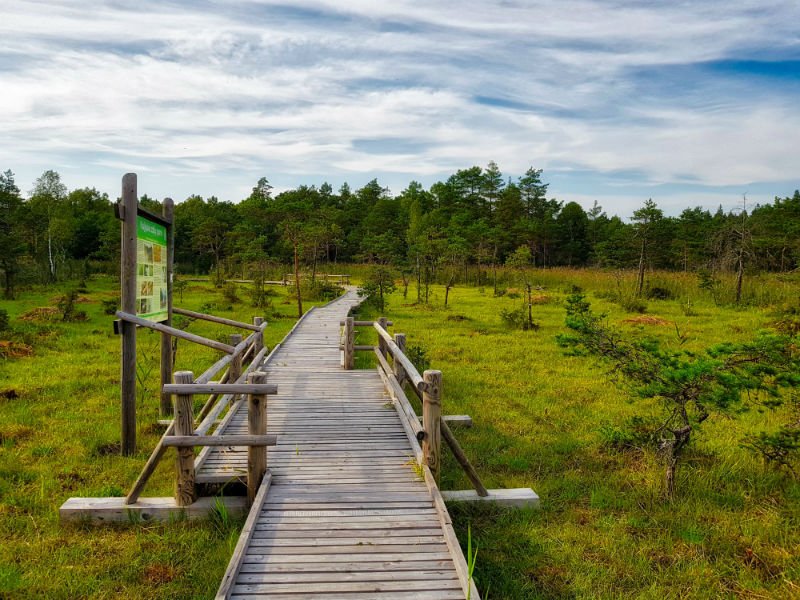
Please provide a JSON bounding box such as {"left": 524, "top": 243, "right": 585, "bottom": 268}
{"left": 1, "top": 0, "right": 798, "bottom": 216}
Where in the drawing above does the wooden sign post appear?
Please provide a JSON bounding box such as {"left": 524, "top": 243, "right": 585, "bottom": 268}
{"left": 117, "top": 173, "right": 174, "bottom": 455}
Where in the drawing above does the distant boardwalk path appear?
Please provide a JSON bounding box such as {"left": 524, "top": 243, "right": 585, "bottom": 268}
{"left": 203, "top": 289, "right": 473, "bottom": 599}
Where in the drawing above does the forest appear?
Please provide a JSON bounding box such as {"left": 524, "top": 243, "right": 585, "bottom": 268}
{"left": 1, "top": 164, "right": 799, "bottom": 299}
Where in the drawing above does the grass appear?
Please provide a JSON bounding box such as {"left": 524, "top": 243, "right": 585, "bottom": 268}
{"left": 1, "top": 269, "right": 799, "bottom": 598}
{"left": 353, "top": 270, "right": 800, "bottom": 599}
{"left": 0, "top": 277, "right": 328, "bottom": 598}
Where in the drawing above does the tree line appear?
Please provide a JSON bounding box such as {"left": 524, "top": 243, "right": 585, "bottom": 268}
{"left": 1, "top": 164, "right": 799, "bottom": 298}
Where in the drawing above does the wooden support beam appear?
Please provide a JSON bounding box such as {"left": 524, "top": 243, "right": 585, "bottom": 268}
{"left": 338, "top": 344, "right": 375, "bottom": 351}
{"left": 173, "top": 371, "right": 196, "bottom": 507}
{"left": 343, "top": 316, "right": 354, "bottom": 370}
{"left": 163, "top": 383, "right": 278, "bottom": 396}
{"left": 116, "top": 311, "right": 236, "bottom": 354}
{"left": 60, "top": 496, "right": 249, "bottom": 523}
{"left": 441, "top": 488, "right": 540, "bottom": 508}
{"left": 253, "top": 317, "right": 264, "bottom": 353}
{"left": 393, "top": 333, "right": 406, "bottom": 386}
{"left": 229, "top": 334, "right": 243, "bottom": 403}
{"left": 419, "top": 414, "right": 473, "bottom": 427}
{"left": 422, "top": 370, "right": 442, "bottom": 482}
{"left": 377, "top": 316, "right": 389, "bottom": 358}
{"left": 125, "top": 425, "right": 171, "bottom": 505}
{"left": 162, "top": 434, "right": 277, "bottom": 447}
{"left": 120, "top": 173, "right": 137, "bottom": 455}
{"left": 159, "top": 196, "right": 174, "bottom": 418}
{"left": 247, "top": 371, "right": 269, "bottom": 506}
{"left": 173, "top": 307, "right": 261, "bottom": 331}
{"left": 441, "top": 419, "right": 488, "bottom": 497}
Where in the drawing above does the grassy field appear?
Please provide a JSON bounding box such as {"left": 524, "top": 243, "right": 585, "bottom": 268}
{"left": 1, "top": 269, "right": 799, "bottom": 598}
{"left": 0, "top": 277, "right": 328, "bottom": 599}
{"left": 354, "top": 270, "right": 800, "bottom": 599}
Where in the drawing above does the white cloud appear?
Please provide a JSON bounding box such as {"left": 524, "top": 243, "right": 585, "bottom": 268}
{"left": 0, "top": 0, "right": 798, "bottom": 210}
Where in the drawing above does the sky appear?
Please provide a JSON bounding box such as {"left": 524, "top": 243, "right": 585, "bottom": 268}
{"left": 1, "top": 0, "right": 799, "bottom": 217}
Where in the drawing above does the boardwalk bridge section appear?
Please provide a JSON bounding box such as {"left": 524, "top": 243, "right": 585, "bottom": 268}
{"left": 63, "top": 287, "right": 537, "bottom": 598}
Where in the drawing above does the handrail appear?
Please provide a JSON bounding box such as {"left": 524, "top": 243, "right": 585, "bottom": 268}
{"left": 371, "top": 325, "right": 489, "bottom": 498}
{"left": 373, "top": 322, "right": 426, "bottom": 393}
{"left": 174, "top": 307, "right": 262, "bottom": 331}
{"left": 116, "top": 311, "right": 236, "bottom": 353}
{"left": 125, "top": 316, "right": 267, "bottom": 504}
{"left": 163, "top": 383, "right": 277, "bottom": 395}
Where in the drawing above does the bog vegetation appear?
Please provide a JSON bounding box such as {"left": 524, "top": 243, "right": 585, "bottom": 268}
{"left": 1, "top": 162, "right": 800, "bottom": 598}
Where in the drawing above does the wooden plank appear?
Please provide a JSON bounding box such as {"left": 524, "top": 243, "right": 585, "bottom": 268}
{"left": 215, "top": 471, "right": 273, "bottom": 599}
{"left": 230, "top": 592, "right": 463, "bottom": 600}
{"left": 231, "top": 580, "right": 461, "bottom": 594}
{"left": 442, "top": 488, "right": 540, "bottom": 508}
{"left": 59, "top": 496, "right": 248, "bottom": 523}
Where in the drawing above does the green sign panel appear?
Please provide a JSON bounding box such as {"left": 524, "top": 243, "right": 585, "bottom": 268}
{"left": 136, "top": 215, "right": 168, "bottom": 322}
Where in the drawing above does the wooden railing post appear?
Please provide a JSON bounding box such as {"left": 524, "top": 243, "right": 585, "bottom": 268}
{"left": 393, "top": 333, "right": 407, "bottom": 386}
{"left": 173, "top": 370, "right": 196, "bottom": 506}
{"left": 120, "top": 173, "right": 137, "bottom": 455}
{"left": 253, "top": 317, "right": 264, "bottom": 354}
{"left": 230, "top": 333, "right": 243, "bottom": 383}
{"left": 344, "top": 317, "right": 355, "bottom": 370}
{"left": 247, "top": 371, "right": 268, "bottom": 505}
{"left": 159, "top": 197, "right": 174, "bottom": 417}
{"left": 422, "top": 370, "right": 442, "bottom": 482}
{"left": 377, "top": 317, "right": 388, "bottom": 358}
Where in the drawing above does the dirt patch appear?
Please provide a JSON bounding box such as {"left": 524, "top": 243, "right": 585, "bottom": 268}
{"left": 0, "top": 389, "right": 20, "bottom": 401}
{"left": 0, "top": 424, "right": 35, "bottom": 444}
{"left": 530, "top": 294, "right": 552, "bottom": 304}
{"left": 19, "top": 307, "right": 59, "bottom": 321}
{"left": 446, "top": 314, "right": 471, "bottom": 322}
{"left": 623, "top": 315, "right": 672, "bottom": 326}
{"left": 0, "top": 341, "right": 33, "bottom": 358}
{"left": 57, "top": 471, "right": 87, "bottom": 490}
{"left": 144, "top": 564, "right": 178, "bottom": 585}
{"left": 48, "top": 295, "right": 93, "bottom": 304}
{"left": 91, "top": 441, "right": 121, "bottom": 457}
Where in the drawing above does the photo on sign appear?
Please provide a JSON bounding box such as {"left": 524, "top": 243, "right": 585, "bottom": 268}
{"left": 140, "top": 281, "right": 153, "bottom": 296}
{"left": 144, "top": 243, "right": 153, "bottom": 263}
{"left": 153, "top": 245, "right": 162, "bottom": 263}
{"left": 160, "top": 289, "right": 167, "bottom": 309}
{"left": 139, "top": 298, "right": 151, "bottom": 314}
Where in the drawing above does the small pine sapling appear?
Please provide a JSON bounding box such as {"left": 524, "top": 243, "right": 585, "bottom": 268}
{"left": 558, "top": 293, "right": 800, "bottom": 497}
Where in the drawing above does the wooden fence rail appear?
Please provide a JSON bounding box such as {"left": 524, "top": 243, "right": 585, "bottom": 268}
{"left": 348, "top": 318, "right": 490, "bottom": 497}
{"left": 125, "top": 314, "right": 271, "bottom": 505}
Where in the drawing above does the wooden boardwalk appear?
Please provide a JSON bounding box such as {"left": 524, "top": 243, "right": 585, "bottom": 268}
{"left": 203, "top": 289, "right": 475, "bottom": 599}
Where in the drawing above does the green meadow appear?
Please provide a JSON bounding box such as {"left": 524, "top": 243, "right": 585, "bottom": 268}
{"left": 1, "top": 270, "right": 799, "bottom": 598}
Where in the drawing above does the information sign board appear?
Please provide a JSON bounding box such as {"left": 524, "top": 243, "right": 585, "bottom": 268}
{"left": 136, "top": 215, "right": 168, "bottom": 322}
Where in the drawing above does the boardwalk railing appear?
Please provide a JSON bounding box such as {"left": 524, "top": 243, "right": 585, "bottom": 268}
{"left": 341, "top": 317, "right": 489, "bottom": 496}
{"left": 117, "top": 310, "right": 279, "bottom": 506}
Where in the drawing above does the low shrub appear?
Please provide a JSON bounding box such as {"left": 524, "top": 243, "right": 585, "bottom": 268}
{"left": 500, "top": 307, "right": 539, "bottom": 331}
{"left": 619, "top": 296, "right": 647, "bottom": 314}
{"left": 646, "top": 286, "right": 674, "bottom": 300}
{"left": 101, "top": 297, "right": 119, "bottom": 315}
